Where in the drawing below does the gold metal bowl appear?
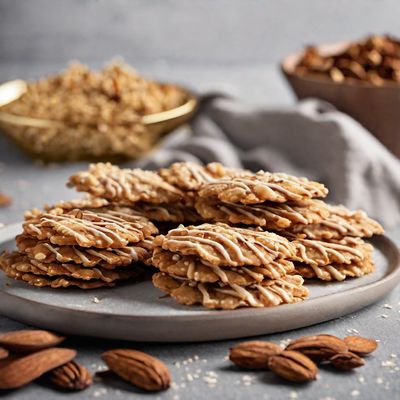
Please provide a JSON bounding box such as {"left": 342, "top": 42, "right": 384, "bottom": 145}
{"left": 0, "top": 79, "right": 197, "bottom": 162}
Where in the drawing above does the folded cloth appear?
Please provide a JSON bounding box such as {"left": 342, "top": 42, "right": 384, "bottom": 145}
{"left": 135, "top": 95, "right": 400, "bottom": 228}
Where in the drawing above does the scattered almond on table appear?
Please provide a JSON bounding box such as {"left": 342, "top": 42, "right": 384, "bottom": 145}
{"left": 229, "top": 333, "right": 378, "bottom": 383}
{"left": 0, "top": 328, "right": 380, "bottom": 393}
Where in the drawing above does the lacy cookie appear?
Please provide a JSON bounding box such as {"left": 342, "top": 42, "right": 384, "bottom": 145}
{"left": 154, "top": 223, "right": 295, "bottom": 267}
{"left": 195, "top": 199, "right": 329, "bottom": 230}
{"left": 2, "top": 252, "right": 142, "bottom": 283}
{"left": 158, "top": 162, "right": 248, "bottom": 191}
{"left": 23, "top": 208, "right": 157, "bottom": 248}
{"left": 198, "top": 171, "right": 328, "bottom": 204}
{"left": 286, "top": 204, "right": 384, "bottom": 240}
{"left": 68, "top": 162, "right": 185, "bottom": 204}
{"left": 153, "top": 273, "right": 309, "bottom": 309}
{"left": 292, "top": 237, "right": 371, "bottom": 266}
{"left": 0, "top": 253, "right": 115, "bottom": 289}
{"left": 152, "top": 248, "right": 295, "bottom": 284}
{"left": 294, "top": 255, "right": 375, "bottom": 282}
{"left": 16, "top": 234, "right": 152, "bottom": 268}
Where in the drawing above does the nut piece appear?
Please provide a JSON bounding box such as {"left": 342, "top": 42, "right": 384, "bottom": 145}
{"left": 102, "top": 349, "right": 171, "bottom": 392}
{"left": 330, "top": 352, "right": 365, "bottom": 370}
{"left": 0, "top": 192, "right": 11, "bottom": 207}
{"left": 268, "top": 350, "right": 318, "bottom": 382}
{"left": 229, "top": 341, "right": 282, "bottom": 369}
{"left": 0, "top": 330, "right": 65, "bottom": 352}
{"left": 343, "top": 336, "right": 378, "bottom": 356}
{"left": 49, "top": 361, "right": 93, "bottom": 390}
{"left": 0, "top": 348, "right": 76, "bottom": 389}
{"left": 286, "top": 334, "right": 348, "bottom": 360}
{"left": 0, "top": 347, "right": 9, "bottom": 360}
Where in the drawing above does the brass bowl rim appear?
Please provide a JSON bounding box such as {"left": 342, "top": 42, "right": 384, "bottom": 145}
{"left": 0, "top": 79, "right": 197, "bottom": 128}
{"left": 281, "top": 40, "right": 400, "bottom": 90}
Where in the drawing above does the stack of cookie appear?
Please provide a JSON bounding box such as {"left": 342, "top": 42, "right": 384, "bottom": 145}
{"left": 151, "top": 223, "right": 309, "bottom": 310}
{"left": 193, "top": 173, "right": 383, "bottom": 283}
{"left": 0, "top": 207, "right": 157, "bottom": 289}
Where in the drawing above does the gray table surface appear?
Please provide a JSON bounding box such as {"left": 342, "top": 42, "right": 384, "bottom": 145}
{"left": 0, "top": 64, "right": 399, "bottom": 400}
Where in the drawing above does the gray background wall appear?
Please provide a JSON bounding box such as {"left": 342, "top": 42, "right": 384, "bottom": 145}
{"left": 1, "top": 0, "right": 400, "bottom": 68}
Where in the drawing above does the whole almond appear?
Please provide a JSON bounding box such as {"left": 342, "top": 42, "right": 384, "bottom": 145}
{"left": 0, "top": 330, "right": 65, "bottom": 352}
{"left": 49, "top": 361, "right": 93, "bottom": 390}
{"left": 102, "top": 349, "right": 171, "bottom": 392}
{"left": 268, "top": 350, "right": 317, "bottom": 382}
{"left": 0, "top": 348, "right": 76, "bottom": 389}
{"left": 229, "top": 341, "right": 282, "bottom": 369}
{"left": 343, "top": 336, "right": 378, "bottom": 356}
{"left": 0, "top": 347, "right": 9, "bottom": 360}
{"left": 286, "top": 334, "right": 347, "bottom": 360}
{"left": 330, "top": 352, "right": 365, "bottom": 370}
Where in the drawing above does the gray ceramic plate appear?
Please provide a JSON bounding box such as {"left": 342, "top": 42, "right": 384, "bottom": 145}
{"left": 0, "top": 223, "right": 399, "bottom": 342}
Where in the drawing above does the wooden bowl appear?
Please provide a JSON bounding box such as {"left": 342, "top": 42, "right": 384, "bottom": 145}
{"left": 0, "top": 80, "right": 197, "bottom": 162}
{"left": 281, "top": 42, "right": 400, "bottom": 158}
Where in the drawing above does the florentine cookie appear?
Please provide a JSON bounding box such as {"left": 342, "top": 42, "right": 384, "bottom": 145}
{"left": 198, "top": 171, "right": 328, "bottom": 204}
{"left": 2, "top": 252, "right": 142, "bottom": 283}
{"left": 291, "top": 237, "right": 370, "bottom": 266}
{"left": 195, "top": 199, "right": 330, "bottom": 230}
{"left": 152, "top": 273, "right": 309, "bottom": 309}
{"left": 286, "top": 205, "right": 384, "bottom": 240}
{"left": 153, "top": 223, "right": 295, "bottom": 267}
{"left": 294, "top": 254, "right": 375, "bottom": 281}
{"left": 158, "top": 162, "right": 249, "bottom": 191}
{"left": 16, "top": 235, "right": 153, "bottom": 268}
{"left": 68, "top": 162, "right": 185, "bottom": 204}
{"left": 23, "top": 208, "right": 158, "bottom": 248}
{"left": 152, "top": 248, "right": 295, "bottom": 283}
{"left": 0, "top": 253, "right": 116, "bottom": 289}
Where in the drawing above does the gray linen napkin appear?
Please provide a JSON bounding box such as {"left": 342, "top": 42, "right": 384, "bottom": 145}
{"left": 135, "top": 95, "right": 400, "bottom": 228}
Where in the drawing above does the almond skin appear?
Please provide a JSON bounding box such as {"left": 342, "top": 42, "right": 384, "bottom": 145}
{"left": 286, "top": 334, "right": 348, "bottom": 360}
{"left": 49, "top": 361, "right": 93, "bottom": 390}
{"left": 102, "top": 349, "right": 171, "bottom": 392}
{"left": 330, "top": 352, "right": 365, "bottom": 370}
{"left": 343, "top": 336, "right": 378, "bottom": 356}
{"left": 268, "top": 350, "right": 318, "bottom": 382}
{"left": 0, "top": 330, "right": 65, "bottom": 352}
{"left": 229, "top": 341, "right": 282, "bottom": 369}
{"left": 0, "top": 347, "right": 9, "bottom": 360}
{"left": 0, "top": 348, "right": 76, "bottom": 389}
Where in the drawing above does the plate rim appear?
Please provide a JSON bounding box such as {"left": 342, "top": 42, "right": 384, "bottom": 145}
{"left": 0, "top": 222, "right": 399, "bottom": 322}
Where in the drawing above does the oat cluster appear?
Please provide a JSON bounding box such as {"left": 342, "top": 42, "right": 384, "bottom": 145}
{"left": 0, "top": 162, "right": 384, "bottom": 308}
{"left": 0, "top": 62, "right": 188, "bottom": 161}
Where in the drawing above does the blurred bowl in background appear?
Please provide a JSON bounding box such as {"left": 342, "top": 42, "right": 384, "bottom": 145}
{"left": 281, "top": 42, "right": 400, "bottom": 158}
{"left": 0, "top": 79, "right": 197, "bottom": 162}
